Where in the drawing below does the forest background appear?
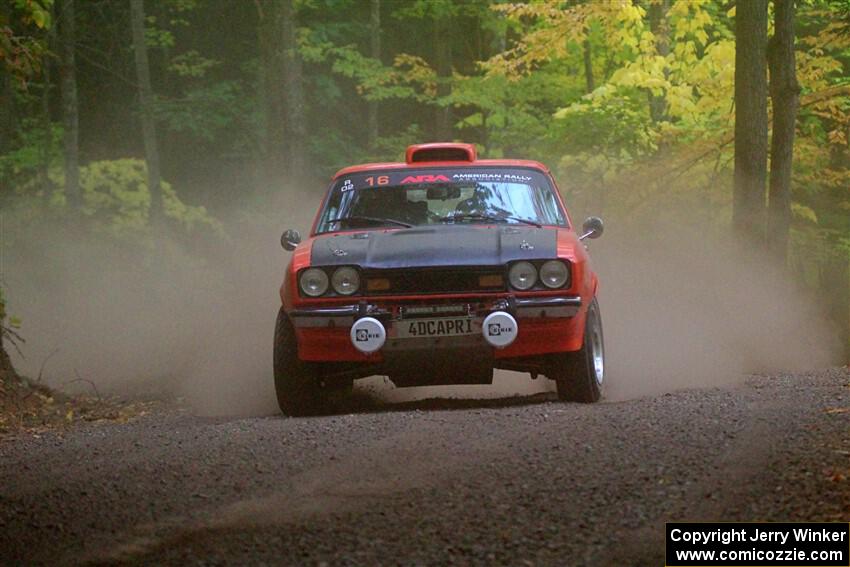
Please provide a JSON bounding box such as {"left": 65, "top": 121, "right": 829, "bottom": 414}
{"left": 1, "top": 0, "right": 848, "bottom": 409}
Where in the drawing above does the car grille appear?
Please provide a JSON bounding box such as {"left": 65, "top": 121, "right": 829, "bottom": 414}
{"left": 363, "top": 267, "right": 505, "bottom": 295}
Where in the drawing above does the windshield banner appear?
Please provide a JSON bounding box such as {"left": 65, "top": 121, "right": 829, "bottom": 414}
{"left": 334, "top": 168, "right": 547, "bottom": 191}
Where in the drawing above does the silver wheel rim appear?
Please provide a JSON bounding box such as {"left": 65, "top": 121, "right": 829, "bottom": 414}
{"left": 589, "top": 311, "right": 604, "bottom": 385}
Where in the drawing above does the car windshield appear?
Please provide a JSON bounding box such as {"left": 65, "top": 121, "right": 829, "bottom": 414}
{"left": 316, "top": 168, "right": 567, "bottom": 234}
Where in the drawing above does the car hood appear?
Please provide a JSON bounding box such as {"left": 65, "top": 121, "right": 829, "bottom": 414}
{"left": 310, "top": 225, "right": 559, "bottom": 270}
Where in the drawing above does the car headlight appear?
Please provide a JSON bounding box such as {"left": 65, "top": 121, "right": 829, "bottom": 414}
{"left": 331, "top": 266, "right": 360, "bottom": 295}
{"left": 299, "top": 268, "right": 329, "bottom": 297}
{"left": 539, "top": 260, "right": 569, "bottom": 289}
{"left": 508, "top": 261, "right": 537, "bottom": 290}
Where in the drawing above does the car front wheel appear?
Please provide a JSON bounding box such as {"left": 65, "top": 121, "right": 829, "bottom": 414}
{"left": 551, "top": 298, "right": 604, "bottom": 403}
{"left": 273, "top": 307, "right": 325, "bottom": 416}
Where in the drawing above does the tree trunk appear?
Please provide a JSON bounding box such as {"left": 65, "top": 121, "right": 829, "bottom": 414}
{"left": 41, "top": 59, "right": 52, "bottom": 199}
{"left": 0, "top": 70, "right": 13, "bottom": 154}
{"left": 582, "top": 39, "right": 594, "bottom": 94}
{"left": 130, "top": 0, "right": 164, "bottom": 224}
{"left": 256, "top": 0, "right": 283, "bottom": 183}
{"left": 281, "top": 0, "right": 306, "bottom": 177}
{"left": 0, "top": 2, "right": 16, "bottom": 162}
{"left": 59, "top": 0, "right": 81, "bottom": 210}
{"left": 766, "top": 0, "right": 799, "bottom": 264}
{"left": 0, "top": 293, "right": 7, "bottom": 379}
{"left": 41, "top": 12, "right": 55, "bottom": 201}
{"left": 0, "top": 68, "right": 16, "bottom": 195}
{"left": 732, "top": 0, "right": 769, "bottom": 241}
{"left": 433, "top": 15, "right": 452, "bottom": 141}
{"left": 647, "top": 0, "right": 670, "bottom": 122}
{"left": 823, "top": 251, "right": 850, "bottom": 364}
{"left": 367, "top": 0, "right": 381, "bottom": 149}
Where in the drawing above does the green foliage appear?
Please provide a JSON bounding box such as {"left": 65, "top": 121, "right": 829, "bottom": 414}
{"left": 0, "top": 0, "right": 53, "bottom": 82}
{"left": 152, "top": 81, "right": 249, "bottom": 143}
{"left": 0, "top": 119, "right": 62, "bottom": 181}
{"left": 144, "top": 20, "right": 176, "bottom": 49}
{"left": 74, "top": 159, "right": 222, "bottom": 237}
{"left": 392, "top": 0, "right": 448, "bottom": 20}
{"left": 13, "top": 0, "right": 52, "bottom": 29}
{"left": 1, "top": 145, "right": 221, "bottom": 240}
{"left": 301, "top": 38, "right": 429, "bottom": 102}
{"left": 1, "top": 0, "right": 849, "bottom": 318}
{"left": 167, "top": 50, "right": 219, "bottom": 78}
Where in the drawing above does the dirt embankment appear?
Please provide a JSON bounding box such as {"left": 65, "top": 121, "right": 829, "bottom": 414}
{"left": 0, "top": 354, "right": 156, "bottom": 435}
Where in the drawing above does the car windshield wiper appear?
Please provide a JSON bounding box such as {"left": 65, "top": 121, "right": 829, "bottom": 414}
{"left": 325, "top": 215, "right": 413, "bottom": 228}
{"left": 439, "top": 212, "right": 542, "bottom": 228}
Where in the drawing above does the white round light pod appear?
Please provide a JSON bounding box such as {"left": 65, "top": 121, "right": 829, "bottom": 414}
{"left": 482, "top": 311, "right": 518, "bottom": 348}
{"left": 331, "top": 266, "right": 360, "bottom": 295}
{"left": 299, "top": 268, "right": 329, "bottom": 297}
{"left": 508, "top": 261, "right": 537, "bottom": 290}
{"left": 539, "top": 260, "right": 569, "bottom": 289}
{"left": 350, "top": 317, "right": 386, "bottom": 353}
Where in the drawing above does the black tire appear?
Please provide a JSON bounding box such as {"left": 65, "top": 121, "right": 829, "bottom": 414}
{"left": 273, "top": 307, "right": 324, "bottom": 416}
{"left": 552, "top": 298, "right": 605, "bottom": 403}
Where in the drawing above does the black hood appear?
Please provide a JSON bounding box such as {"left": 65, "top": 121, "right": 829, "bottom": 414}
{"left": 310, "top": 225, "right": 558, "bottom": 269}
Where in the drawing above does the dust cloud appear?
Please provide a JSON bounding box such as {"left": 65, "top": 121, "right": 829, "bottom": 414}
{"left": 592, "top": 221, "right": 841, "bottom": 400}
{"left": 4, "top": 192, "right": 842, "bottom": 415}
{"left": 4, "top": 188, "right": 316, "bottom": 416}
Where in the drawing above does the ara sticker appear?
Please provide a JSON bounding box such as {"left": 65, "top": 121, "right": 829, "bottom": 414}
{"left": 341, "top": 179, "right": 355, "bottom": 192}
{"left": 400, "top": 174, "right": 451, "bottom": 184}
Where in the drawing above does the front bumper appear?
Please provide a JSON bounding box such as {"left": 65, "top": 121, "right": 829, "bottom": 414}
{"left": 290, "top": 295, "right": 585, "bottom": 361}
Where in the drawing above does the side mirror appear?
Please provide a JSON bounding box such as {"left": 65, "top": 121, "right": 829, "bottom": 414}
{"left": 579, "top": 216, "right": 604, "bottom": 240}
{"left": 281, "top": 229, "right": 302, "bottom": 251}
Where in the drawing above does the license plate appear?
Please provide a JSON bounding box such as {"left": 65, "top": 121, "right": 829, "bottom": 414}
{"left": 396, "top": 317, "right": 476, "bottom": 339}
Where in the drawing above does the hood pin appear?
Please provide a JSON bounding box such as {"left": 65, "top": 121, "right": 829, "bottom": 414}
{"left": 329, "top": 238, "right": 348, "bottom": 256}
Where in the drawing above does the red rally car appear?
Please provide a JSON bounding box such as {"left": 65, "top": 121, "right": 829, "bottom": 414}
{"left": 275, "top": 143, "right": 605, "bottom": 416}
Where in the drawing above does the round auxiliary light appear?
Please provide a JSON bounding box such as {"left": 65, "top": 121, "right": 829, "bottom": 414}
{"left": 482, "top": 311, "right": 518, "bottom": 348}
{"left": 299, "top": 268, "right": 329, "bottom": 297}
{"left": 539, "top": 260, "right": 569, "bottom": 289}
{"left": 350, "top": 317, "right": 386, "bottom": 354}
{"left": 508, "top": 261, "right": 537, "bottom": 291}
{"left": 331, "top": 266, "right": 360, "bottom": 296}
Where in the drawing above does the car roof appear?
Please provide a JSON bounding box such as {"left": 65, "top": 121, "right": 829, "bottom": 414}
{"left": 333, "top": 159, "right": 551, "bottom": 179}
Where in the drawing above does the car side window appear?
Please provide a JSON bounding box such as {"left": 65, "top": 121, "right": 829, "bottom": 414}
{"left": 539, "top": 187, "right": 566, "bottom": 225}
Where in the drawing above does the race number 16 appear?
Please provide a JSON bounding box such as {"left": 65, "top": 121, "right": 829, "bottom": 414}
{"left": 365, "top": 176, "right": 389, "bottom": 186}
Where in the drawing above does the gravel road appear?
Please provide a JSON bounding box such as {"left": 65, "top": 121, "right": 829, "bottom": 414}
{"left": 1, "top": 368, "right": 848, "bottom": 566}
